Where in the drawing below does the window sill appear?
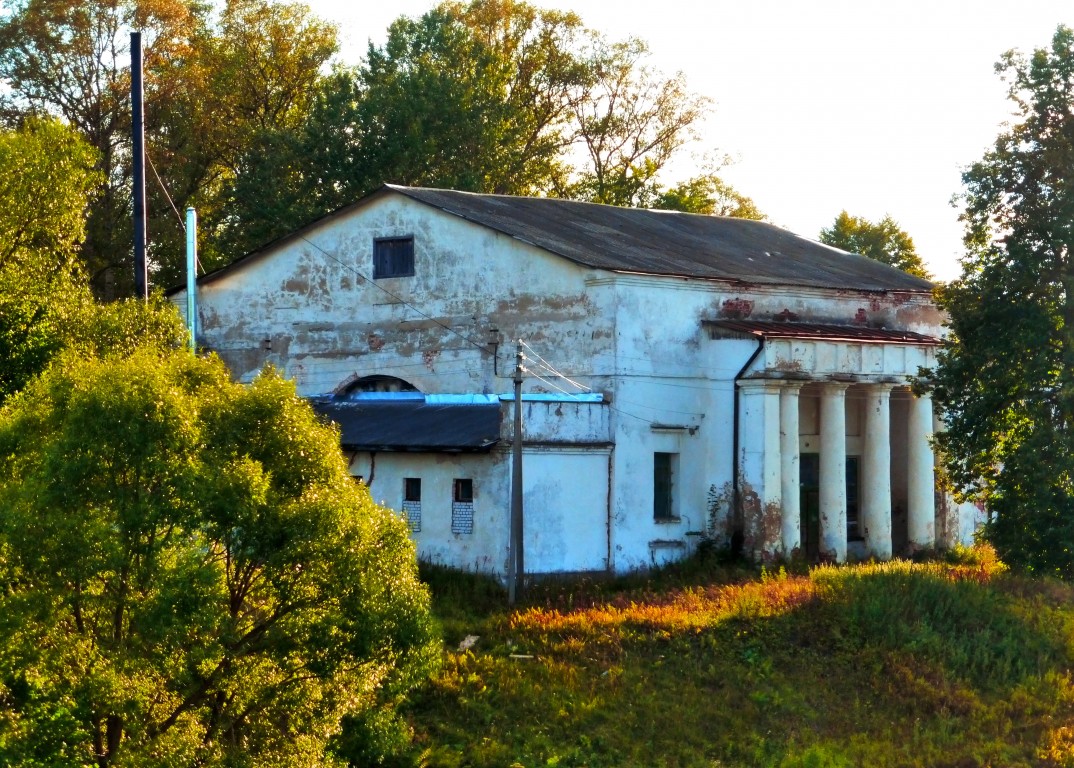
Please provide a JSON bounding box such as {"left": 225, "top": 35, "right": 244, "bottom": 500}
{"left": 654, "top": 517, "right": 681, "bottom": 524}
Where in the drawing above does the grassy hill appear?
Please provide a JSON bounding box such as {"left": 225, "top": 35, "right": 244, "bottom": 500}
{"left": 396, "top": 547, "right": 1074, "bottom": 768}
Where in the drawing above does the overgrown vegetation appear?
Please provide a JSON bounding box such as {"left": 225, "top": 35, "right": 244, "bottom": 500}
{"left": 403, "top": 548, "right": 1074, "bottom": 767}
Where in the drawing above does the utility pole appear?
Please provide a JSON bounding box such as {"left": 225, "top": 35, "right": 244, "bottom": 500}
{"left": 131, "top": 32, "right": 147, "bottom": 299}
{"left": 508, "top": 340, "right": 524, "bottom": 605}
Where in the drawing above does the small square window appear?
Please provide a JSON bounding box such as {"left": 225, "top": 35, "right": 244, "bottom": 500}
{"left": 454, "top": 478, "right": 474, "bottom": 503}
{"left": 404, "top": 477, "right": 421, "bottom": 502}
{"left": 373, "top": 236, "right": 414, "bottom": 278}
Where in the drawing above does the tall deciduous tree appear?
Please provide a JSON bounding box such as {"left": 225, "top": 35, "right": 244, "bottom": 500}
{"left": 819, "top": 211, "right": 930, "bottom": 278}
{"left": 156, "top": 0, "right": 338, "bottom": 279}
{"left": 356, "top": 0, "right": 587, "bottom": 195}
{"left": 218, "top": 0, "right": 589, "bottom": 256}
{"left": 0, "top": 117, "right": 100, "bottom": 402}
{"left": 219, "top": 0, "right": 729, "bottom": 256}
{"left": 929, "top": 26, "right": 1074, "bottom": 577}
{"left": 0, "top": 349, "right": 438, "bottom": 765}
{"left": 563, "top": 36, "right": 709, "bottom": 207}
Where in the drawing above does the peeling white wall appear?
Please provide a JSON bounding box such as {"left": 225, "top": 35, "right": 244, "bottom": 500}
{"left": 189, "top": 194, "right": 616, "bottom": 398}
{"left": 356, "top": 445, "right": 610, "bottom": 575}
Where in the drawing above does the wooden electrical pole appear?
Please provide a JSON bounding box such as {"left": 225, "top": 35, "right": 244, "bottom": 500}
{"left": 508, "top": 340, "right": 524, "bottom": 605}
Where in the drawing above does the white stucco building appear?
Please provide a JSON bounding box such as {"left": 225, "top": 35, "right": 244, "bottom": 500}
{"left": 174, "top": 185, "right": 982, "bottom": 576}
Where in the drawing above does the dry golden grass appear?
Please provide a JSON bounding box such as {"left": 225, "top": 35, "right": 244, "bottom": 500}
{"left": 403, "top": 548, "right": 1074, "bottom": 768}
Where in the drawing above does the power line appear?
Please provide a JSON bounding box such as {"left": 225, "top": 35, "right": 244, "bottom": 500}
{"left": 521, "top": 365, "right": 583, "bottom": 398}
{"left": 520, "top": 339, "right": 592, "bottom": 394}
{"left": 145, "top": 147, "right": 185, "bottom": 229}
{"left": 517, "top": 340, "right": 675, "bottom": 428}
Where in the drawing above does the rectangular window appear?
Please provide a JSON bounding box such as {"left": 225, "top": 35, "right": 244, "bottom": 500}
{"left": 453, "top": 478, "right": 474, "bottom": 503}
{"left": 654, "top": 452, "right": 677, "bottom": 522}
{"left": 373, "top": 236, "right": 414, "bottom": 278}
{"left": 402, "top": 477, "right": 421, "bottom": 533}
{"left": 404, "top": 477, "right": 421, "bottom": 502}
{"left": 451, "top": 478, "right": 474, "bottom": 534}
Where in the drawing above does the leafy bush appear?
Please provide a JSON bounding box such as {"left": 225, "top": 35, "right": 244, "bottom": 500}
{"left": 0, "top": 350, "right": 439, "bottom": 766}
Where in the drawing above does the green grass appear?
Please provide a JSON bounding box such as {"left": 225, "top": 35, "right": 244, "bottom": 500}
{"left": 400, "top": 548, "right": 1074, "bottom": 767}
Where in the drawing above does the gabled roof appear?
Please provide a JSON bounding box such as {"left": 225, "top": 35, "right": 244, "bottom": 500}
{"left": 187, "top": 185, "right": 934, "bottom": 293}
{"left": 388, "top": 186, "right": 934, "bottom": 293}
{"left": 704, "top": 319, "right": 941, "bottom": 345}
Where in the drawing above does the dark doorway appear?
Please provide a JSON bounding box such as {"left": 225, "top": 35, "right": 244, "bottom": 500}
{"left": 799, "top": 453, "right": 862, "bottom": 561}
{"left": 800, "top": 454, "right": 820, "bottom": 561}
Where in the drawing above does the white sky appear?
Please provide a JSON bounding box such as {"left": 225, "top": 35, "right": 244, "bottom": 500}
{"left": 305, "top": 0, "right": 1074, "bottom": 281}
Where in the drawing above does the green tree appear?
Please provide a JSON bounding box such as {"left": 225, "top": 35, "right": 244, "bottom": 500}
{"left": 653, "top": 171, "right": 766, "bottom": 219}
{"left": 217, "top": 0, "right": 595, "bottom": 256}
{"left": 357, "top": 1, "right": 585, "bottom": 194}
{"left": 0, "top": 117, "right": 100, "bottom": 403}
{"left": 0, "top": 349, "right": 438, "bottom": 766}
{"left": 156, "top": 0, "right": 338, "bottom": 281}
{"left": 218, "top": 0, "right": 720, "bottom": 255}
{"left": 563, "top": 36, "right": 709, "bottom": 207}
{"left": 819, "top": 211, "right": 930, "bottom": 278}
{"left": 929, "top": 26, "right": 1074, "bottom": 577}
{"left": 0, "top": 0, "right": 203, "bottom": 295}
{"left": 215, "top": 67, "right": 373, "bottom": 257}
{"left": 0, "top": 0, "right": 338, "bottom": 294}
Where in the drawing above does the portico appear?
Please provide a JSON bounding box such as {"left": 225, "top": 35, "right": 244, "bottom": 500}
{"left": 707, "top": 320, "right": 943, "bottom": 562}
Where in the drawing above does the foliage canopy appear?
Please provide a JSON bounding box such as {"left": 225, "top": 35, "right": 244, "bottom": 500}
{"left": 0, "top": 0, "right": 765, "bottom": 286}
{"left": 0, "top": 350, "right": 438, "bottom": 765}
{"left": 0, "top": 0, "right": 756, "bottom": 266}
{"left": 931, "top": 26, "right": 1074, "bottom": 577}
{"left": 819, "top": 211, "right": 930, "bottom": 278}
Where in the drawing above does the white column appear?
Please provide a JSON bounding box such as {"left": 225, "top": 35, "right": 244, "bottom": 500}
{"left": 779, "top": 382, "right": 803, "bottom": 556}
{"left": 907, "top": 390, "right": 936, "bottom": 551}
{"left": 737, "top": 380, "right": 782, "bottom": 558}
{"left": 861, "top": 384, "right": 893, "bottom": 559}
{"left": 819, "top": 382, "right": 849, "bottom": 562}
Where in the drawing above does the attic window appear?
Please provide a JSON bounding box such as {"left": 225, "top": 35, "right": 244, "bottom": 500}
{"left": 373, "top": 236, "right": 414, "bottom": 278}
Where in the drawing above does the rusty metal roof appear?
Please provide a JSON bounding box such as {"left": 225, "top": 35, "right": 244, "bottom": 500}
{"left": 309, "top": 397, "right": 501, "bottom": 452}
{"left": 704, "top": 320, "right": 941, "bottom": 345}
{"left": 389, "top": 186, "right": 934, "bottom": 293}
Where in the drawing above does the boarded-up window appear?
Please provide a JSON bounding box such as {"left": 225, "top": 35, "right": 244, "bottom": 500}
{"left": 452, "top": 478, "right": 474, "bottom": 534}
{"left": 402, "top": 477, "right": 421, "bottom": 533}
{"left": 373, "top": 236, "right": 414, "bottom": 278}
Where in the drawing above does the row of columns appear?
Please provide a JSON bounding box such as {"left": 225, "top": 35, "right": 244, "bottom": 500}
{"left": 740, "top": 379, "right": 936, "bottom": 562}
